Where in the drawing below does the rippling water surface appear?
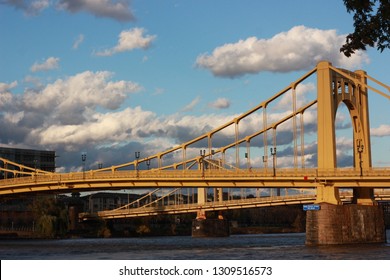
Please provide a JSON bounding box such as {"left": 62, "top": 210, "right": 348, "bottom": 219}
{"left": 1, "top": 231, "right": 389, "bottom": 260}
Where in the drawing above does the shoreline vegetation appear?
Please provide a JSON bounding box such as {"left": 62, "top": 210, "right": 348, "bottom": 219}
{"left": 2, "top": 195, "right": 389, "bottom": 240}
{"left": 0, "top": 225, "right": 304, "bottom": 239}
{"left": 1, "top": 205, "right": 307, "bottom": 239}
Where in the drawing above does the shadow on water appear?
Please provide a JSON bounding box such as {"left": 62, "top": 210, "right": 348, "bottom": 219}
{"left": 0, "top": 231, "right": 389, "bottom": 260}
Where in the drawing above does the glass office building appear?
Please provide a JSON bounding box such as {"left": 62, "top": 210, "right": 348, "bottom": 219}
{"left": 0, "top": 147, "right": 56, "bottom": 178}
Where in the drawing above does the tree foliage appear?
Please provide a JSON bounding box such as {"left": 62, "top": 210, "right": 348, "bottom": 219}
{"left": 30, "top": 196, "right": 68, "bottom": 238}
{"left": 341, "top": 0, "right": 390, "bottom": 56}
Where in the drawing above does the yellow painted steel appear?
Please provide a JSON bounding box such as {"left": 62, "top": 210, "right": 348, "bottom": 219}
{"left": 1, "top": 168, "right": 390, "bottom": 195}
{"left": 0, "top": 61, "right": 389, "bottom": 209}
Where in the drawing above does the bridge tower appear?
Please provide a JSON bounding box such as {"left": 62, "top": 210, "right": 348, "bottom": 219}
{"left": 316, "top": 61, "right": 373, "bottom": 205}
{"left": 306, "top": 61, "right": 386, "bottom": 245}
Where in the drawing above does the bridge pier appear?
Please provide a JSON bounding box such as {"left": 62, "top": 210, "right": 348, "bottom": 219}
{"left": 305, "top": 203, "right": 386, "bottom": 245}
{"left": 192, "top": 219, "right": 230, "bottom": 237}
{"left": 192, "top": 210, "right": 230, "bottom": 237}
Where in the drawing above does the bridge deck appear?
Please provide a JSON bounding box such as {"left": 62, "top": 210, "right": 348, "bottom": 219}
{"left": 1, "top": 168, "right": 390, "bottom": 195}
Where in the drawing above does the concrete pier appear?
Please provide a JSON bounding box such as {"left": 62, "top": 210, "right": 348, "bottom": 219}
{"left": 306, "top": 203, "right": 386, "bottom": 245}
{"left": 192, "top": 219, "right": 230, "bottom": 237}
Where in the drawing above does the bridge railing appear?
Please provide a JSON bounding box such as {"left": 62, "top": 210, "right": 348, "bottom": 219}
{"left": 1, "top": 167, "right": 390, "bottom": 187}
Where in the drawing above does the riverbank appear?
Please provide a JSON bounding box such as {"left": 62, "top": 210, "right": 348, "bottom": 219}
{"left": 0, "top": 223, "right": 304, "bottom": 239}
{"left": 0, "top": 230, "right": 36, "bottom": 239}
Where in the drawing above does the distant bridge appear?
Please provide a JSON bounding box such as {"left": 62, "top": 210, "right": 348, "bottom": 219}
{"left": 92, "top": 189, "right": 390, "bottom": 220}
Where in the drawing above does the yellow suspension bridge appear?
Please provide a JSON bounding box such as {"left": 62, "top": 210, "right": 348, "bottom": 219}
{"left": 1, "top": 61, "right": 390, "bottom": 244}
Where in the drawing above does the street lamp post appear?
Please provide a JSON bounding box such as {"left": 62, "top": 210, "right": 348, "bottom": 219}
{"left": 81, "top": 152, "right": 87, "bottom": 179}
{"left": 357, "top": 139, "right": 364, "bottom": 177}
{"left": 270, "top": 147, "right": 279, "bottom": 196}
{"left": 33, "top": 159, "right": 37, "bottom": 183}
{"left": 135, "top": 152, "right": 140, "bottom": 177}
{"left": 245, "top": 152, "right": 250, "bottom": 170}
{"left": 146, "top": 159, "right": 151, "bottom": 170}
{"left": 270, "top": 147, "right": 276, "bottom": 177}
{"left": 262, "top": 155, "right": 268, "bottom": 174}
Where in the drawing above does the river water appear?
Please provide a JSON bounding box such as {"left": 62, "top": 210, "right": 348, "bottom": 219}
{"left": 1, "top": 231, "right": 389, "bottom": 260}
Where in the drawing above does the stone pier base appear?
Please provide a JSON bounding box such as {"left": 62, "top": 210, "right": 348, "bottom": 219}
{"left": 306, "top": 203, "right": 386, "bottom": 245}
{"left": 68, "top": 205, "right": 81, "bottom": 231}
{"left": 192, "top": 219, "right": 230, "bottom": 237}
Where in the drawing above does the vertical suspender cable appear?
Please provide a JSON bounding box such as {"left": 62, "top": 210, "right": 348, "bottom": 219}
{"left": 235, "top": 120, "right": 239, "bottom": 169}
{"left": 263, "top": 106, "right": 268, "bottom": 169}
{"left": 208, "top": 134, "right": 212, "bottom": 159}
{"left": 292, "top": 85, "right": 298, "bottom": 169}
{"left": 273, "top": 127, "right": 277, "bottom": 160}
{"left": 300, "top": 112, "right": 305, "bottom": 168}
{"left": 183, "top": 146, "right": 186, "bottom": 171}
{"left": 246, "top": 139, "right": 250, "bottom": 169}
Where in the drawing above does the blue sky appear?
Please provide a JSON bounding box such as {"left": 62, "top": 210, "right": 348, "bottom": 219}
{"left": 0, "top": 0, "right": 389, "bottom": 171}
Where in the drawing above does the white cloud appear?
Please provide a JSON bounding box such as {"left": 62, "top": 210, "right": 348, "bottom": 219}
{"left": 24, "top": 75, "right": 44, "bottom": 89}
{"left": 4, "top": 111, "right": 24, "bottom": 124}
{"left": 95, "top": 28, "right": 156, "bottom": 56}
{"left": 33, "top": 107, "right": 156, "bottom": 147}
{"left": 275, "top": 83, "right": 316, "bottom": 111}
{"left": 0, "top": 81, "right": 17, "bottom": 108}
{"left": 209, "top": 98, "right": 231, "bottom": 109}
{"left": 0, "top": 70, "right": 146, "bottom": 157}
{"left": 58, "top": 0, "right": 135, "bottom": 22}
{"left": 4, "top": 0, "right": 134, "bottom": 21}
{"left": 3, "top": 0, "right": 50, "bottom": 15}
{"left": 30, "top": 0, "right": 50, "bottom": 13}
{"left": 181, "top": 96, "right": 201, "bottom": 112}
{"left": 0, "top": 81, "right": 18, "bottom": 93}
{"left": 371, "top": 124, "right": 390, "bottom": 137}
{"left": 336, "top": 136, "right": 353, "bottom": 148}
{"left": 30, "top": 57, "right": 60, "bottom": 72}
{"left": 73, "top": 34, "right": 84, "bottom": 49}
{"left": 23, "top": 71, "right": 143, "bottom": 125}
{"left": 196, "top": 25, "right": 369, "bottom": 78}
{"left": 0, "top": 92, "right": 14, "bottom": 108}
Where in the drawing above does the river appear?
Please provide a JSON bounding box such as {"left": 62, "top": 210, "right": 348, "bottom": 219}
{"left": 1, "top": 231, "right": 390, "bottom": 260}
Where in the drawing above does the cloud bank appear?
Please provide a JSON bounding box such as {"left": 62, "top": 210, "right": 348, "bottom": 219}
{"left": 0, "top": 21, "right": 385, "bottom": 170}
